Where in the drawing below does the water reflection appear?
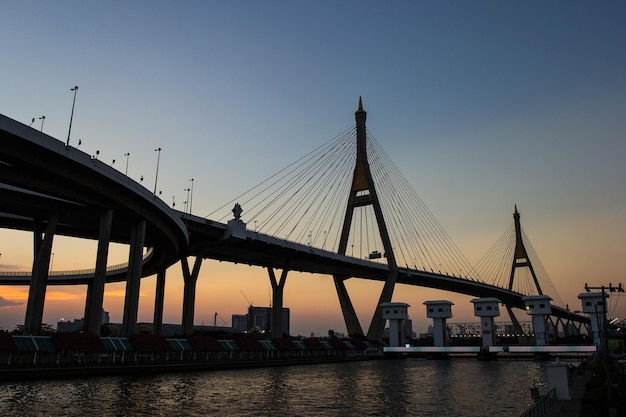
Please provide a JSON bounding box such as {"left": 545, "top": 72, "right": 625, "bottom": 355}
{"left": 0, "top": 359, "right": 546, "bottom": 417}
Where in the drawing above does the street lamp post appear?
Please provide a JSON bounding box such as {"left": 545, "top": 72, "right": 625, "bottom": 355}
{"left": 38, "top": 116, "right": 45, "bottom": 132}
{"left": 124, "top": 153, "right": 130, "bottom": 175}
{"left": 153, "top": 147, "right": 162, "bottom": 195}
{"left": 66, "top": 86, "right": 78, "bottom": 147}
{"left": 184, "top": 188, "right": 190, "bottom": 214}
{"left": 189, "top": 178, "right": 194, "bottom": 214}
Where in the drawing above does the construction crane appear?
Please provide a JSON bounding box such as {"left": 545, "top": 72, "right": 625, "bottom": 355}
{"left": 240, "top": 289, "right": 253, "bottom": 307}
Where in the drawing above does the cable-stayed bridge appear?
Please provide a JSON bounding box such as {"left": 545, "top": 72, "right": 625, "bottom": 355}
{"left": 0, "top": 101, "right": 588, "bottom": 340}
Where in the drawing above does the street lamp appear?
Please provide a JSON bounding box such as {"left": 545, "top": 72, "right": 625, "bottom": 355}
{"left": 66, "top": 86, "right": 78, "bottom": 147}
{"left": 153, "top": 147, "right": 162, "bottom": 195}
{"left": 184, "top": 188, "right": 190, "bottom": 214}
{"left": 38, "top": 116, "right": 45, "bottom": 132}
{"left": 124, "top": 153, "right": 130, "bottom": 175}
{"left": 189, "top": 178, "right": 194, "bottom": 214}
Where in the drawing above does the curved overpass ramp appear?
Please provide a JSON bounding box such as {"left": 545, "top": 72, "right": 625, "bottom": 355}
{"left": 0, "top": 114, "right": 188, "bottom": 274}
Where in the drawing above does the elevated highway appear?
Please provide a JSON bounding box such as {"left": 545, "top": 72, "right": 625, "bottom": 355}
{"left": 0, "top": 113, "right": 589, "bottom": 336}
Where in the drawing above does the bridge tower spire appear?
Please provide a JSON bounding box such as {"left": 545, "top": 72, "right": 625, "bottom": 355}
{"left": 333, "top": 97, "right": 399, "bottom": 340}
{"left": 505, "top": 205, "right": 543, "bottom": 335}
{"left": 509, "top": 205, "right": 542, "bottom": 294}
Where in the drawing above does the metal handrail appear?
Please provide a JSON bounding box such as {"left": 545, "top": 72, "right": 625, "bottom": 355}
{"left": 0, "top": 248, "right": 154, "bottom": 277}
{"left": 519, "top": 387, "right": 557, "bottom": 417}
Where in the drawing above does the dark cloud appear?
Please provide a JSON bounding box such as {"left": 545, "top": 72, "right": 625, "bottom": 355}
{"left": 0, "top": 297, "right": 24, "bottom": 308}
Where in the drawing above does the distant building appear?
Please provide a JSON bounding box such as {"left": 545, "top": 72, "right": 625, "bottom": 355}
{"left": 240, "top": 306, "right": 290, "bottom": 335}
{"left": 57, "top": 309, "right": 109, "bottom": 332}
{"left": 231, "top": 314, "right": 248, "bottom": 333}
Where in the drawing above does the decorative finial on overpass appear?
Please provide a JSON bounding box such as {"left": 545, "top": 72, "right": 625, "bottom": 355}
{"left": 232, "top": 203, "right": 243, "bottom": 220}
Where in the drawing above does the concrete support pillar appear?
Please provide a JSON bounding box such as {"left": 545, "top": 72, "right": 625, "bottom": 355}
{"left": 268, "top": 265, "right": 289, "bottom": 339}
{"left": 24, "top": 213, "right": 59, "bottom": 335}
{"left": 546, "top": 361, "right": 571, "bottom": 400}
{"left": 84, "top": 209, "right": 112, "bottom": 335}
{"left": 424, "top": 300, "right": 453, "bottom": 347}
{"left": 522, "top": 295, "right": 552, "bottom": 346}
{"left": 578, "top": 292, "right": 607, "bottom": 350}
{"left": 122, "top": 219, "right": 146, "bottom": 337}
{"left": 181, "top": 256, "right": 203, "bottom": 336}
{"left": 153, "top": 268, "right": 166, "bottom": 335}
{"left": 367, "top": 269, "right": 399, "bottom": 341}
{"left": 471, "top": 297, "right": 501, "bottom": 347}
{"left": 333, "top": 275, "right": 364, "bottom": 337}
{"left": 381, "top": 302, "right": 410, "bottom": 347}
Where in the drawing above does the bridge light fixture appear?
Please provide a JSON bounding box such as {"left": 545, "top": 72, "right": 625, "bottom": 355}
{"left": 189, "top": 178, "right": 194, "bottom": 215}
{"left": 153, "top": 147, "right": 162, "bottom": 195}
{"left": 67, "top": 85, "right": 78, "bottom": 147}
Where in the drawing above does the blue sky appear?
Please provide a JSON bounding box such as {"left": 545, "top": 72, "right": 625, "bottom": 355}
{"left": 1, "top": 2, "right": 625, "bottom": 335}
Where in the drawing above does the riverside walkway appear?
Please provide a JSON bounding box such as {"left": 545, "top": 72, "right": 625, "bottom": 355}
{"left": 543, "top": 371, "right": 589, "bottom": 417}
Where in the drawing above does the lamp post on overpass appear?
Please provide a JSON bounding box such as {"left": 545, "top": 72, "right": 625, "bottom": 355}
{"left": 153, "top": 147, "right": 162, "bottom": 195}
{"left": 66, "top": 86, "right": 78, "bottom": 147}
{"left": 184, "top": 187, "right": 190, "bottom": 214}
{"left": 189, "top": 178, "right": 194, "bottom": 215}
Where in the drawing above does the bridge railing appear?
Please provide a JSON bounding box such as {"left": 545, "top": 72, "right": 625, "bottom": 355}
{"left": 519, "top": 387, "right": 557, "bottom": 417}
{"left": 0, "top": 248, "right": 154, "bottom": 278}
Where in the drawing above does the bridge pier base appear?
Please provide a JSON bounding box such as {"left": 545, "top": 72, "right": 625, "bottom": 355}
{"left": 122, "top": 220, "right": 146, "bottom": 337}
{"left": 333, "top": 275, "right": 364, "bottom": 337}
{"left": 24, "top": 213, "right": 59, "bottom": 335}
{"left": 268, "top": 265, "right": 289, "bottom": 339}
{"left": 84, "top": 209, "right": 112, "bottom": 335}
{"left": 367, "top": 270, "right": 398, "bottom": 341}
{"left": 181, "top": 256, "right": 203, "bottom": 336}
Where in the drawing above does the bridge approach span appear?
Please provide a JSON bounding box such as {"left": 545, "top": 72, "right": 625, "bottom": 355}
{"left": 0, "top": 113, "right": 588, "bottom": 328}
{"left": 0, "top": 205, "right": 586, "bottom": 324}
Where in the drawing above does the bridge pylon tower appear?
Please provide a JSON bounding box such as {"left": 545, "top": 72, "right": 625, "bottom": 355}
{"left": 333, "top": 98, "right": 398, "bottom": 341}
{"left": 506, "top": 205, "right": 543, "bottom": 332}
{"left": 509, "top": 205, "right": 542, "bottom": 294}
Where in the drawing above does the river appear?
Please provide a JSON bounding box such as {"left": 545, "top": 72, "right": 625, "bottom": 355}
{"left": 0, "top": 358, "right": 547, "bottom": 416}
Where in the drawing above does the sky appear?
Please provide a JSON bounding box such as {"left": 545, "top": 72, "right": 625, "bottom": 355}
{"left": 1, "top": 1, "right": 625, "bottom": 336}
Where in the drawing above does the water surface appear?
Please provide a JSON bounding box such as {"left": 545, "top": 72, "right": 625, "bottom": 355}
{"left": 0, "top": 358, "right": 547, "bottom": 416}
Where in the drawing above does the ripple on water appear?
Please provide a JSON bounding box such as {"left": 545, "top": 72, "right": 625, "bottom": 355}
{"left": 0, "top": 359, "right": 546, "bottom": 417}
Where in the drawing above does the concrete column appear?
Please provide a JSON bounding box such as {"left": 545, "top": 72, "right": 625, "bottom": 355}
{"left": 546, "top": 361, "right": 571, "bottom": 400}
{"left": 153, "top": 268, "right": 166, "bottom": 335}
{"left": 471, "top": 297, "right": 501, "bottom": 347}
{"left": 268, "top": 266, "right": 289, "bottom": 339}
{"left": 522, "top": 295, "right": 552, "bottom": 346}
{"left": 181, "top": 256, "right": 203, "bottom": 336}
{"left": 381, "top": 302, "right": 410, "bottom": 347}
{"left": 24, "top": 213, "right": 58, "bottom": 335}
{"left": 578, "top": 292, "right": 607, "bottom": 350}
{"left": 84, "top": 209, "right": 112, "bottom": 335}
{"left": 424, "top": 300, "right": 453, "bottom": 347}
{"left": 122, "top": 219, "right": 146, "bottom": 337}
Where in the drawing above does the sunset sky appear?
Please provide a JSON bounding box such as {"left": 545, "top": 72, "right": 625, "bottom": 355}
{"left": 1, "top": 2, "right": 625, "bottom": 336}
